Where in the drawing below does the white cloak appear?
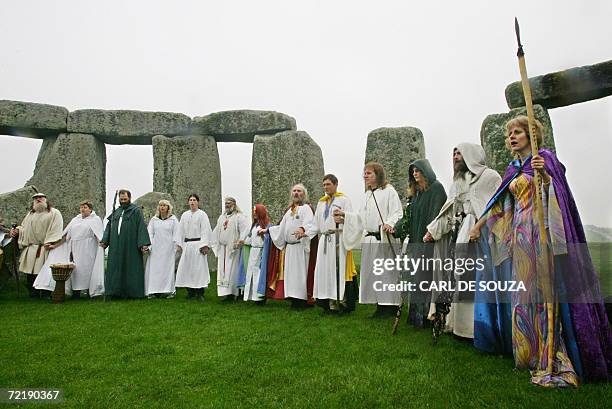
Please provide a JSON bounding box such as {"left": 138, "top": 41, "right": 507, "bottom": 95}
{"left": 305, "top": 194, "right": 352, "bottom": 301}
{"left": 342, "top": 185, "right": 403, "bottom": 305}
{"left": 426, "top": 143, "right": 502, "bottom": 338}
{"left": 243, "top": 224, "right": 266, "bottom": 301}
{"left": 144, "top": 215, "right": 180, "bottom": 295}
{"left": 211, "top": 212, "right": 250, "bottom": 297}
{"left": 34, "top": 211, "right": 105, "bottom": 297}
{"left": 176, "top": 209, "right": 212, "bottom": 289}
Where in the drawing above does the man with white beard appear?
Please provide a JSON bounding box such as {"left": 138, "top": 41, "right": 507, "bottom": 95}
{"left": 176, "top": 194, "right": 212, "bottom": 302}
{"left": 305, "top": 174, "right": 357, "bottom": 314}
{"left": 9, "top": 193, "right": 63, "bottom": 298}
{"left": 34, "top": 200, "right": 105, "bottom": 299}
{"left": 269, "top": 184, "right": 315, "bottom": 309}
{"left": 211, "top": 197, "right": 250, "bottom": 301}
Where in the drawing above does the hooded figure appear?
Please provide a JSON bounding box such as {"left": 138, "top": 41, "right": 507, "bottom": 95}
{"left": 425, "top": 143, "right": 501, "bottom": 338}
{"left": 395, "top": 158, "right": 447, "bottom": 328}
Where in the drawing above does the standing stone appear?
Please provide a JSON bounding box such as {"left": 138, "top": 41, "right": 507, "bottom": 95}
{"left": 134, "top": 192, "right": 175, "bottom": 224}
{"left": 505, "top": 60, "right": 612, "bottom": 109}
{"left": 480, "top": 105, "right": 555, "bottom": 176}
{"left": 25, "top": 133, "right": 106, "bottom": 225}
{"left": 192, "top": 110, "right": 297, "bottom": 143}
{"left": 252, "top": 131, "right": 324, "bottom": 223}
{"left": 153, "top": 135, "right": 221, "bottom": 224}
{"left": 0, "top": 186, "right": 39, "bottom": 226}
{"left": 68, "top": 109, "right": 192, "bottom": 145}
{"left": 365, "top": 127, "right": 426, "bottom": 204}
{"left": 0, "top": 100, "right": 68, "bottom": 138}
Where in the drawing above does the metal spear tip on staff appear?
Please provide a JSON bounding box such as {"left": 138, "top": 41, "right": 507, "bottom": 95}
{"left": 514, "top": 17, "right": 554, "bottom": 373}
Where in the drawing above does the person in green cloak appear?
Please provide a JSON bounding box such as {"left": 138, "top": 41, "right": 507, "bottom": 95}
{"left": 394, "top": 159, "right": 447, "bottom": 328}
{"left": 100, "top": 189, "right": 151, "bottom": 299}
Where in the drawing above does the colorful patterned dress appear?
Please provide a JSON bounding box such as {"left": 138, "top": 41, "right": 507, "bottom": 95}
{"left": 475, "top": 150, "right": 612, "bottom": 387}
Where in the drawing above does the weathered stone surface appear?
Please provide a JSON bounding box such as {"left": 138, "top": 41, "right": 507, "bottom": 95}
{"left": 68, "top": 109, "right": 191, "bottom": 145}
{"left": 25, "top": 133, "right": 106, "bottom": 225}
{"left": 0, "top": 186, "right": 39, "bottom": 226}
{"left": 0, "top": 100, "right": 68, "bottom": 138}
{"left": 505, "top": 60, "right": 612, "bottom": 109}
{"left": 480, "top": 105, "right": 555, "bottom": 176}
{"left": 192, "top": 110, "right": 297, "bottom": 143}
{"left": 153, "top": 135, "right": 221, "bottom": 224}
{"left": 365, "top": 127, "right": 426, "bottom": 204}
{"left": 134, "top": 192, "right": 175, "bottom": 224}
{"left": 252, "top": 131, "right": 324, "bottom": 222}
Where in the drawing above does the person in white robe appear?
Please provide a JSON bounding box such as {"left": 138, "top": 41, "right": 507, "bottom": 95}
{"left": 144, "top": 200, "right": 180, "bottom": 298}
{"left": 211, "top": 197, "right": 250, "bottom": 300}
{"left": 34, "top": 200, "right": 105, "bottom": 299}
{"left": 269, "top": 184, "right": 315, "bottom": 309}
{"left": 176, "top": 194, "right": 212, "bottom": 302}
{"left": 337, "top": 162, "right": 404, "bottom": 318}
{"left": 305, "top": 174, "right": 357, "bottom": 313}
{"left": 424, "top": 143, "right": 501, "bottom": 338}
{"left": 9, "top": 193, "right": 63, "bottom": 298}
{"left": 241, "top": 204, "right": 272, "bottom": 303}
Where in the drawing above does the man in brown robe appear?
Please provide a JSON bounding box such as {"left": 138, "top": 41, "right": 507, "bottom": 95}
{"left": 9, "top": 193, "right": 63, "bottom": 297}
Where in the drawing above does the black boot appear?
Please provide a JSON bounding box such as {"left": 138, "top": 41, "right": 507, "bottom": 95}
{"left": 196, "top": 288, "right": 205, "bottom": 302}
{"left": 370, "top": 304, "right": 386, "bottom": 318}
{"left": 186, "top": 288, "right": 195, "bottom": 300}
{"left": 71, "top": 290, "right": 81, "bottom": 300}
{"left": 26, "top": 274, "right": 36, "bottom": 298}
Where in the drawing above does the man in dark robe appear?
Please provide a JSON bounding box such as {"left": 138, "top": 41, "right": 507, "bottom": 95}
{"left": 100, "top": 189, "right": 150, "bottom": 299}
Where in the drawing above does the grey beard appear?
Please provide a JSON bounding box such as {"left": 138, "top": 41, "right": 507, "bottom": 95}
{"left": 33, "top": 202, "right": 48, "bottom": 213}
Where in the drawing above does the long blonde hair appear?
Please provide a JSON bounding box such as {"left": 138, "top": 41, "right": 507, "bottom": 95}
{"left": 155, "top": 199, "right": 173, "bottom": 219}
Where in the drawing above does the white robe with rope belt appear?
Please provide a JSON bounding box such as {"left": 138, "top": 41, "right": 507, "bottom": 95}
{"left": 269, "top": 204, "right": 314, "bottom": 300}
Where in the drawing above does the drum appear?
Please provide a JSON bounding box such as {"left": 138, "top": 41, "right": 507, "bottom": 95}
{"left": 50, "top": 263, "right": 75, "bottom": 304}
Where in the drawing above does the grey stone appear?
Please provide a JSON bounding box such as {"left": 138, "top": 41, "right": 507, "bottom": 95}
{"left": 25, "top": 133, "right": 106, "bottom": 225}
{"left": 133, "top": 192, "right": 175, "bottom": 225}
{"left": 192, "top": 110, "right": 297, "bottom": 143}
{"left": 365, "top": 127, "right": 426, "bottom": 204}
{"left": 0, "top": 100, "right": 68, "bottom": 138}
{"left": 480, "top": 105, "right": 555, "bottom": 176}
{"left": 505, "top": 60, "right": 612, "bottom": 109}
{"left": 68, "top": 109, "right": 192, "bottom": 145}
{"left": 252, "top": 131, "right": 324, "bottom": 222}
{"left": 0, "top": 186, "right": 39, "bottom": 227}
{"left": 153, "top": 135, "right": 221, "bottom": 224}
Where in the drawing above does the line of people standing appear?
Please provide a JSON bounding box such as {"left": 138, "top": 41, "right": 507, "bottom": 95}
{"left": 5, "top": 115, "right": 610, "bottom": 387}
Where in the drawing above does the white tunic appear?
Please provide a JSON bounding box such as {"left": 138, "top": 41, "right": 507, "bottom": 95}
{"left": 305, "top": 194, "right": 352, "bottom": 301}
{"left": 34, "top": 211, "right": 105, "bottom": 297}
{"left": 176, "top": 209, "right": 212, "bottom": 288}
{"left": 243, "top": 224, "right": 266, "bottom": 301}
{"left": 343, "top": 185, "right": 403, "bottom": 305}
{"left": 144, "top": 215, "right": 180, "bottom": 295}
{"left": 211, "top": 212, "right": 250, "bottom": 297}
{"left": 269, "top": 204, "right": 314, "bottom": 300}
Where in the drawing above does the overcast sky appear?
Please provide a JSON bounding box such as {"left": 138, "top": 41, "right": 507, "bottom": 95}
{"left": 1, "top": 1, "right": 610, "bottom": 227}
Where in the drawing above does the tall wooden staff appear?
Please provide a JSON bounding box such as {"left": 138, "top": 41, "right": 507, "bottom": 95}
{"left": 515, "top": 17, "right": 554, "bottom": 373}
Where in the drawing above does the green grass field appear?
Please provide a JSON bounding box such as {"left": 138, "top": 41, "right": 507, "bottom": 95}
{"left": 0, "top": 245, "right": 610, "bottom": 408}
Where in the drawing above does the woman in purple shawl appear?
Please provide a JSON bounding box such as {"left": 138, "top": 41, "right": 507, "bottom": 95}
{"left": 470, "top": 115, "right": 611, "bottom": 387}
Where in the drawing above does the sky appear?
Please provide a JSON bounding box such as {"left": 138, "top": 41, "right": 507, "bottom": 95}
{"left": 1, "top": 0, "right": 610, "bottom": 227}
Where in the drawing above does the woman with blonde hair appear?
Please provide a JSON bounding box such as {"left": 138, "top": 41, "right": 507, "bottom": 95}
{"left": 470, "top": 115, "right": 611, "bottom": 386}
{"left": 144, "top": 199, "right": 180, "bottom": 298}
